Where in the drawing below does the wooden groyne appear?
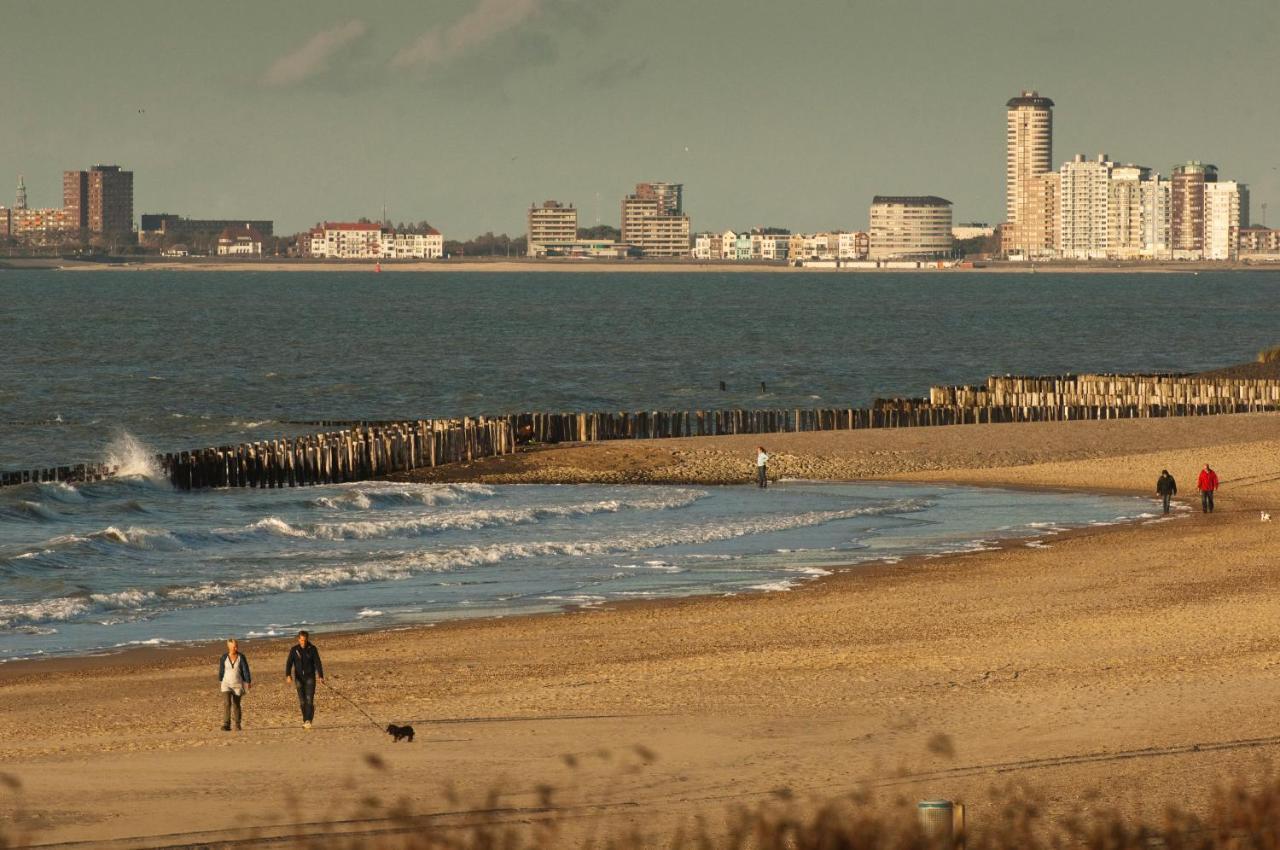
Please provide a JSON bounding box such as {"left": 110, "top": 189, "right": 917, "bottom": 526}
{"left": 930, "top": 373, "right": 1280, "bottom": 408}
{"left": 4, "top": 374, "right": 1280, "bottom": 490}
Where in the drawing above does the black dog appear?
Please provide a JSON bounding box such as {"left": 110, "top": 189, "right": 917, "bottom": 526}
{"left": 386, "top": 724, "right": 415, "bottom": 743}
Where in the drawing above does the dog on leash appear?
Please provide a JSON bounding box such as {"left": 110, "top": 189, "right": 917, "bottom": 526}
{"left": 1262, "top": 511, "right": 1272, "bottom": 523}
{"left": 386, "top": 724, "right": 415, "bottom": 743}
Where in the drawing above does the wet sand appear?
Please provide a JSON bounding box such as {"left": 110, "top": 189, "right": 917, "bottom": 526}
{"left": 2, "top": 414, "right": 1279, "bottom": 847}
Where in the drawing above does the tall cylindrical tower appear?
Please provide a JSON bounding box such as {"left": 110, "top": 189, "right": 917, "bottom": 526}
{"left": 1005, "top": 90, "right": 1054, "bottom": 255}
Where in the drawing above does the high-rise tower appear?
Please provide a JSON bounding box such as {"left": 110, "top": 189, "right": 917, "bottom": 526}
{"left": 1004, "top": 90, "right": 1054, "bottom": 256}
{"left": 15, "top": 175, "right": 27, "bottom": 210}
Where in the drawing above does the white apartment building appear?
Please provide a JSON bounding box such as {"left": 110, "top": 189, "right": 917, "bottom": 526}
{"left": 1107, "top": 165, "right": 1148, "bottom": 260}
{"left": 1057, "top": 154, "right": 1114, "bottom": 260}
{"left": 1204, "top": 181, "right": 1247, "bottom": 261}
{"left": 527, "top": 201, "right": 578, "bottom": 257}
{"left": 1140, "top": 174, "right": 1172, "bottom": 259}
{"left": 307, "top": 222, "right": 443, "bottom": 259}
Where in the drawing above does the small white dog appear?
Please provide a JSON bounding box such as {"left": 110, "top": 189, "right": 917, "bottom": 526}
{"left": 1262, "top": 511, "right": 1271, "bottom": 522}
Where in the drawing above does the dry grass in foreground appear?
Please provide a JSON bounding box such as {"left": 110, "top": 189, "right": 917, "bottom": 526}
{"left": 9, "top": 759, "right": 1280, "bottom": 850}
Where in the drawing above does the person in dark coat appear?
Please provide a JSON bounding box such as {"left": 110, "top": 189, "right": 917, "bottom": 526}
{"left": 284, "top": 630, "right": 324, "bottom": 729}
{"left": 1155, "top": 470, "right": 1177, "bottom": 515}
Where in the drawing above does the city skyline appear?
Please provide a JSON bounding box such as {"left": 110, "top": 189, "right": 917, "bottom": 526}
{"left": 3, "top": 0, "right": 1278, "bottom": 236}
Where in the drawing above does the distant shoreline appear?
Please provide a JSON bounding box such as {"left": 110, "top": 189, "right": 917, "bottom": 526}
{"left": 4, "top": 257, "right": 1280, "bottom": 273}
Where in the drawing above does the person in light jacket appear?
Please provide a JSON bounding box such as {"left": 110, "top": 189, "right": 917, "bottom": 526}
{"left": 756, "top": 446, "right": 769, "bottom": 489}
{"left": 218, "top": 638, "right": 251, "bottom": 732}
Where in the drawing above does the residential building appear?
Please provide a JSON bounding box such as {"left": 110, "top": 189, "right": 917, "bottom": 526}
{"left": 64, "top": 164, "right": 133, "bottom": 235}
{"left": 868, "top": 196, "right": 954, "bottom": 259}
{"left": 1140, "top": 174, "right": 1173, "bottom": 259}
{"left": 1107, "top": 164, "right": 1150, "bottom": 260}
{"left": 215, "top": 224, "right": 266, "bottom": 256}
{"left": 0, "top": 207, "right": 9, "bottom": 238}
{"left": 952, "top": 222, "right": 995, "bottom": 241}
{"left": 621, "top": 182, "right": 690, "bottom": 257}
{"left": 1204, "top": 180, "right": 1247, "bottom": 261}
{"left": 749, "top": 232, "right": 789, "bottom": 261}
{"left": 1057, "top": 154, "right": 1114, "bottom": 260}
{"left": 1171, "top": 161, "right": 1216, "bottom": 259}
{"left": 1239, "top": 225, "right": 1280, "bottom": 255}
{"left": 526, "top": 200, "right": 578, "bottom": 257}
{"left": 692, "top": 232, "right": 718, "bottom": 260}
{"left": 837, "top": 231, "right": 870, "bottom": 260}
{"left": 304, "top": 222, "right": 443, "bottom": 259}
{"left": 1004, "top": 90, "right": 1054, "bottom": 257}
{"left": 8, "top": 206, "right": 77, "bottom": 241}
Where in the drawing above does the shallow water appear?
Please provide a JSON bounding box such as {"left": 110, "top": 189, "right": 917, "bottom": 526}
{"left": 2, "top": 269, "right": 1279, "bottom": 469}
{"left": 0, "top": 477, "right": 1153, "bottom": 660}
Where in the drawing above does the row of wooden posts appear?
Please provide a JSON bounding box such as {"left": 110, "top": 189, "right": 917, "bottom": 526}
{"left": 931, "top": 373, "right": 1280, "bottom": 408}
{"left": 3, "top": 391, "right": 1280, "bottom": 490}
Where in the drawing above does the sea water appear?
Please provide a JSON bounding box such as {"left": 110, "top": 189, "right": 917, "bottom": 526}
{"left": 0, "top": 476, "right": 1154, "bottom": 660}
{"left": 2, "top": 269, "right": 1279, "bottom": 468}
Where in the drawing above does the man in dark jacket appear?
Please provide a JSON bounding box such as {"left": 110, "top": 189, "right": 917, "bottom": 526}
{"left": 1156, "top": 470, "right": 1177, "bottom": 515}
{"left": 284, "top": 630, "right": 324, "bottom": 728}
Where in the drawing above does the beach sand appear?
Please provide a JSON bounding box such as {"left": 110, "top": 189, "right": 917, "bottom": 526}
{"left": 3, "top": 414, "right": 1279, "bottom": 847}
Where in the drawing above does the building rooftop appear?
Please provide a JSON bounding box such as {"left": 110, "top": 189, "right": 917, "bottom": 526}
{"left": 872, "top": 195, "right": 953, "bottom": 207}
{"left": 1007, "top": 90, "right": 1054, "bottom": 109}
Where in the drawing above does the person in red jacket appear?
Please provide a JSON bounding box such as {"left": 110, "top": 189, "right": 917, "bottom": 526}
{"left": 1196, "top": 464, "right": 1219, "bottom": 513}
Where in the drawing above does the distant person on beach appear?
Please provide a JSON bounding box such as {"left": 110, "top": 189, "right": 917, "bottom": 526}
{"left": 285, "top": 630, "right": 324, "bottom": 729}
{"left": 1156, "top": 470, "right": 1177, "bottom": 515}
{"left": 1197, "top": 464, "right": 1219, "bottom": 514}
{"left": 218, "top": 638, "right": 251, "bottom": 732}
{"left": 756, "top": 446, "right": 769, "bottom": 489}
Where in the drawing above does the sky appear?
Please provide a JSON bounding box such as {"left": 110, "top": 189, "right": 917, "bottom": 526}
{"left": 3, "top": 0, "right": 1278, "bottom": 237}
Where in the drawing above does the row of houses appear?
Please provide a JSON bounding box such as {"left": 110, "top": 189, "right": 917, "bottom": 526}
{"left": 692, "top": 230, "right": 871, "bottom": 262}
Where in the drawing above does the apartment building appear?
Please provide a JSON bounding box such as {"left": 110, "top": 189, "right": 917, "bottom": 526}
{"left": 868, "top": 196, "right": 954, "bottom": 259}
{"left": 621, "top": 182, "right": 690, "bottom": 257}
{"left": 526, "top": 200, "right": 578, "bottom": 257}
{"left": 1204, "top": 180, "right": 1247, "bottom": 261}
{"left": 305, "top": 222, "right": 443, "bottom": 259}
{"left": 1107, "top": 164, "right": 1149, "bottom": 260}
{"left": 1057, "top": 155, "right": 1114, "bottom": 260}
{"left": 64, "top": 164, "right": 133, "bottom": 235}
{"left": 1003, "top": 90, "right": 1055, "bottom": 257}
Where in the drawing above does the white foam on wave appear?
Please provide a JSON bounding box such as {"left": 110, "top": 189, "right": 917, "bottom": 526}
{"left": 104, "top": 432, "right": 165, "bottom": 482}
{"left": 300, "top": 491, "right": 706, "bottom": 541}
{"left": 307, "top": 482, "right": 496, "bottom": 512}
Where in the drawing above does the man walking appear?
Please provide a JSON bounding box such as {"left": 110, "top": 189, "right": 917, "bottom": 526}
{"left": 284, "top": 630, "right": 324, "bottom": 729}
{"left": 755, "top": 446, "right": 769, "bottom": 489}
{"left": 1196, "top": 464, "right": 1219, "bottom": 514}
{"left": 1155, "top": 469, "right": 1177, "bottom": 515}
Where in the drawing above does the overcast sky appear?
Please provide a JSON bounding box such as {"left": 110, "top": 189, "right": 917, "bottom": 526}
{"left": 3, "top": 0, "right": 1278, "bottom": 236}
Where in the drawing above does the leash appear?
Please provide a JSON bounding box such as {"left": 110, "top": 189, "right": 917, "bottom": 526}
{"left": 320, "top": 679, "right": 385, "bottom": 733}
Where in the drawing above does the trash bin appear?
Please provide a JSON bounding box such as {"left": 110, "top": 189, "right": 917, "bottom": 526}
{"left": 918, "top": 799, "right": 954, "bottom": 841}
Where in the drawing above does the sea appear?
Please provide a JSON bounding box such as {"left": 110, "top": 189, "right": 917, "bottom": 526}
{"left": 0, "top": 268, "right": 1271, "bottom": 658}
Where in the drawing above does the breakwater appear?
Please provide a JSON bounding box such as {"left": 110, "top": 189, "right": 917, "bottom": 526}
{"left": 3, "top": 372, "right": 1280, "bottom": 490}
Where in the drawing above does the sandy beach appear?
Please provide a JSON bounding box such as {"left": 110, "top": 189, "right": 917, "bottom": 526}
{"left": 3, "top": 413, "right": 1280, "bottom": 847}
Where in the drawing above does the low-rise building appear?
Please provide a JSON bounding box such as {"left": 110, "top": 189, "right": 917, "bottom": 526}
{"left": 216, "top": 224, "right": 266, "bottom": 256}
{"left": 868, "top": 196, "right": 954, "bottom": 259}
{"left": 1239, "top": 225, "right": 1280, "bottom": 255}
{"left": 304, "top": 222, "right": 443, "bottom": 259}
{"left": 5, "top": 206, "right": 76, "bottom": 242}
